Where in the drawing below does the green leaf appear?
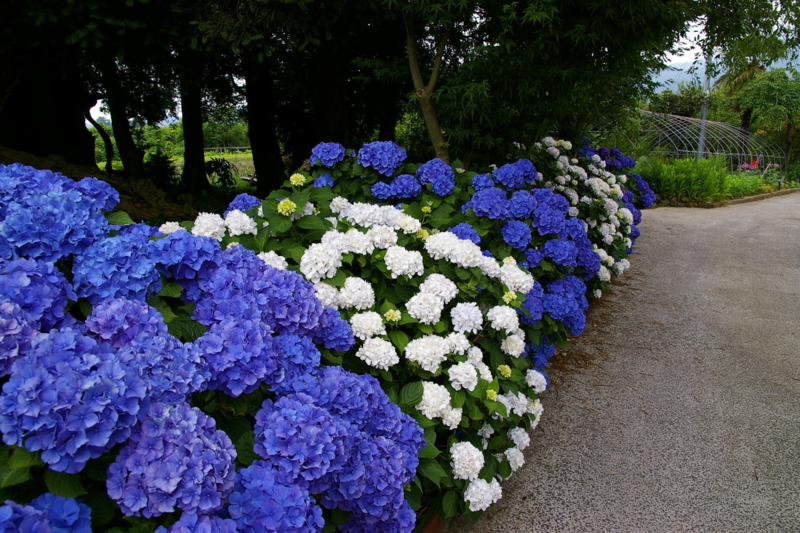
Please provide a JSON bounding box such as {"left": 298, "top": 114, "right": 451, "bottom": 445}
{"left": 45, "top": 470, "right": 87, "bottom": 498}
{"left": 290, "top": 189, "right": 311, "bottom": 208}
{"left": 441, "top": 491, "right": 459, "bottom": 519}
{"left": 326, "top": 270, "right": 347, "bottom": 287}
{"left": 7, "top": 447, "right": 42, "bottom": 469}
{"left": 78, "top": 300, "right": 92, "bottom": 319}
{"left": 235, "top": 431, "right": 260, "bottom": 467}
{"left": 167, "top": 316, "right": 208, "bottom": 343}
{"left": 419, "top": 458, "right": 446, "bottom": 487}
{"left": 321, "top": 351, "right": 343, "bottom": 365}
{"left": 418, "top": 442, "right": 440, "bottom": 459}
{"left": 400, "top": 382, "right": 423, "bottom": 407}
{"left": 498, "top": 458, "right": 513, "bottom": 479}
{"left": 105, "top": 211, "right": 135, "bottom": 225}
{"left": 284, "top": 244, "right": 306, "bottom": 262}
{"left": 451, "top": 390, "right": 466, "bottom": 409}
{"left": 266, "top": 189, "right": 292, "bottom": 200}
{"left": 270, "top": 217, "right": 292, "bottom": 234}
{"left": 388, "top": 330, "right": 410, "bottom": 352}
{"left": 82, "top": 490, "right": 118, "bottom": 527}
{"left": 157, "top": 282, "right": 183, "bottom": 298}
{"left": 296, "top": 215, "right": 329, "bottom": 231}
{"left": 0, "top": 466, "right": 30, "bottom": 488}
{"left": 406, "top": 482, "right": 423, "bottom": 511}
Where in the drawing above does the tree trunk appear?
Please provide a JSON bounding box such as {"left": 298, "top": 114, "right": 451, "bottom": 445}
{"left": 318, "top": 44, "right": 350, "bottom": 144}
{"left": 0, "top": 45, "right": 95, "bottom": 166}
{"left": 102, "top": 60, "right": 146, "bottom": 179}
{"left": 404, "top": 15, "right": 450, "bottom": 162}
{"left": 84, "top": 110, "right": 114, "bottom": 172}
{"left": 244, "top": 52, "right": 286, "bottom": 197}
{"left": 179, "top": 63, "right": 210, "bottom": 195}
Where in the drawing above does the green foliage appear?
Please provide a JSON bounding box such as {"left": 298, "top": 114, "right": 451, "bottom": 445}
{"left": 637, "top": 156, "right": 729, "bottom": 204}
{"left": 205, "top": 157, "right": 240, "bottom": 187}
{"left": 736, "top": 68, "right": 800, "bottom": 160}
{"left": 143, "top": 149, "right": 181, "bottom": 190}
{"left": 648, "top": 83, "right": 707, "bottom": 118}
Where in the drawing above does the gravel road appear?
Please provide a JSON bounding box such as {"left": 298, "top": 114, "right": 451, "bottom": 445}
{"left": 448, "top": 193, "right": 800, "bottom": 533}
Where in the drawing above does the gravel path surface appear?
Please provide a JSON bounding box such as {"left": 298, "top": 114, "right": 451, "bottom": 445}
{"left": 448, "top": 194, "right": 800, "bottom": 533}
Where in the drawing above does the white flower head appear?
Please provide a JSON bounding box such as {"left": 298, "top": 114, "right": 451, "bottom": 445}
{"left": 300, "top": 243, "right": 342, "bottom": 282}
{"left": 508, "top": 427, "right": 531, "bottom": 450}
{"left": 448, "top": 361, "right": 479, "bottom": 391}
{"left": 384, "top": 246, "right": 424, "bottom": 278}
{"left": 464, "top": 478, "right": 503, "bottom": 512}
{"left": 451, "top": 303, "right": 483, "bottom": 334}
{"left": 313, "top": 282, "right": 339, "bottom": 308}
{"left": 466, "top": 346, "right": 484, "bottom": 365}
{"left": 158, "top": 221, "right": 184, "bottom": 235}
{"left": 257, "top": 251, "right": 288, "bottom": 270}
{"left": 192, "top": 212, "right": 226, "bottom": 241}
{"left": 338, "top": 277, "right": 375, "bottom": 310}
{"left": 450, "top": 442, "right": 485, "bottom": 481}
{"left": 525, "top": 369, "right": 547, "bottom": 394}
{"left": 350, "top": 311, "right": 386, "bottom": 340}
{"left": 405, "top": 334, "right": 449, "bottom": 372}
{"left": 505, "top": 447, "right": 525, "bottom": 472}
{"left": 355, "top": 337, "right": 398, "bottom": 370}
{"left": 417, "top": 382, "right": 451, "bottom": 420}
{"left": 406, "top": 292, "right": 444, "bottom": 325}
{"left": 420, "top": 273, "right": 458, "bottom": 304}
{"left": 499, "top": 264, "right": 534, "bottom": 294}
{"left": 501, "top": 334, "right": 525, "bottom": 357}
{"left": 441, "top": 407, "right": 463, "bottom": 429}
{"left": 487, "top": 306, "right": 520, "bottom": 334}
{"left": 445, "top": 332, "right": 470, "bottom": 355}
{"left": 343, "top": 229, "right": 374, "bottom": 255}
{"left": 366, "top": 225, "right": 398, "bottom": 249}
{"left": 224, "top": 210, "right": 258, "bottom": 236}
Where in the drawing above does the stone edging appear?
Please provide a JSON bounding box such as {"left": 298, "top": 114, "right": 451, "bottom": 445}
{"left": 707, "top": 187, "right": 800, "bottom": 208}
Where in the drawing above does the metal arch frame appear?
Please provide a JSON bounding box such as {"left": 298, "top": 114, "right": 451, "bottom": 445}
{"left": 637, "top": 110, "right": 786, "bottom": 170}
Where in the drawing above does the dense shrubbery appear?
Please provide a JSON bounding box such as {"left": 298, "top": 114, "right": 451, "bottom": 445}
{"left": 0, "top": 136, "right": 648, "bottom": 531}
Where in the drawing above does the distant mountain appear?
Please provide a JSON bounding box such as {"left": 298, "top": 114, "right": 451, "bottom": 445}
{"left": 653, "top": 58, "right": 795, "bottom": 93}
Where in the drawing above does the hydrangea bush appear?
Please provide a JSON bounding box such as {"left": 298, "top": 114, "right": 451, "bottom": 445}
{"left": 165, "top": 138, "right": 645, "bottom": 522}
{"left": 0, "top": 163, "right": 423, "bottom": 533}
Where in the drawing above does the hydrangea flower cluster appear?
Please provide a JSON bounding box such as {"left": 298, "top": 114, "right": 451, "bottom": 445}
{"left": 357, "top": 141, "right": 407, "bottom": 177}
{"left": 416, "top": 158, "right": 456, "bottom": 196}
{"left": 310, "top": 142, "right": 347, "bottom": 168}
{"left": 107, "top": 402, "right": 237, "bottom": 518}
{"left": 0, "top": 494, "right": 92, "bottom": 533}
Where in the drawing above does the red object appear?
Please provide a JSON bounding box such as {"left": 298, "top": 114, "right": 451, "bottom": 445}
{"left": 750, "top": 160, "right": 759, "bottom": 169}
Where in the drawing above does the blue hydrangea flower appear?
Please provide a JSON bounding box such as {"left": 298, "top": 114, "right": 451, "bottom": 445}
{"left": 85, "top": 298, "right": 167, "bottom": 348}
{"left": 575, "top": 243, "right": 601, "bottom": 279}
{"left": 532, "top": 189, "right": 569, "bottom": 236}
{"left": 0, "top": 258, "right": 77, "bottom": 331}
{"left": 470, "top": 187, "right": 510, "bottom": 220}
{"left": 522, "top": 248, "right": 543, "bottom": 269}
{"left": 389, "top": 174, "right": 422, "bottom": 199}
{"left": 527, "top": 336, "right": 556, "bottom": 369}
{"left": 72, "top": 231, "right": 161, "bottom": 304}
{"left": 543, "top": 276, "right": 589, "bottom": 335}
{"left": 0, "top": 328, "right": 145, "bottom": 473}
{"left": 314, "top": 173, "right": 335, "bottom": 188}
{"left": 254, "top": 393, "right": 349, "bottom": 488}
{"left": 152, "top": 232, "right": 223, "bottom": 301}
{"left": 0, "top": 301, "right": 36, "bottom": 377}
{"left": 357, "top": 142, "right": 406, "bottom": 177}
{"left": 107, "top": 402, "right": 236, "bottom": 518}
{"left": 310, "top": 142, "right": 347, "bottom": 167}
{"left": 268, "top": 334, "right": 321, "bottom": 394}
{"left": 447, "top": 223, "right": 481, "bottom": 245}
{"left": 29, "top": 493, "right": 92, "bottom": 533}
{"left": 493, "top": 162, "right": 525, "bottom": 190}
{"left": 519, "top": 281, "right": 544, "bottom": 325}
{"left": 227, "top": 461, "right": 324, "bottom": 533}
{"left": 501, "top": 220, "right": 532, "bottom": 250}
{"left": 224, "top": 194, "right": 262, "bottom": 218}
{"left": 416, "top": 158, "right": 455, "bottom": 196}
{"left": 471, "top": 174, "right": 494, "bottom": 191}
{"left": 0, "top": 165, "right": 112, "bottom": 262}
{"left": 371, "top": 182, "right": 393, "bottom": 200}
{"left": 631, "top": 174, "right": 656, "bottom": 208}
{"left": 155, "top": 513, "right": 237, "bottom": 533}
{"left": 542, "top": 239, "right": 578, "bottom": 269}
{"left": 509, "top": 190, "right": 535, "bottom": 219}
{"left": 0, "top": 500, "right": 51, "bottom": 533}
{"left": 310, "top": 307, "right": 355, "bottom": 352}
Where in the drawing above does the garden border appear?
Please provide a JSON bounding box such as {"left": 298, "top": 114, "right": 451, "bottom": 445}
{"left": 710, "top": 187, "right": 800, "bottom": 208}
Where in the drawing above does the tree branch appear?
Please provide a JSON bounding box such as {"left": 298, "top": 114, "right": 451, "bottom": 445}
{"left": 404, "top": 14, "right": 426, "bottom": 92}
{"left": 428, "top": 23, "right": 451, "bottom": 92}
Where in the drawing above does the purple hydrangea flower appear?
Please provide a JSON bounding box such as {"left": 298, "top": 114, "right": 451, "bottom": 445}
{"left": 85, "top": 298, "right": 167, "bottom": 348}
{"left": 152, "top": 232, "right": 223, "bottom": 301}
{"left": 543, "top": 276, "right": 589, "bottom": 335}
{"left": 107, "top": 402, "right": 236, "bottom": 518}
{"left": 0, "top": 301, "right": 36, "bottom": 376}
{"left": 310, "top": 142, "right": 346, "bottom": 168}
{"left": 0, "top": 258, "right": 77, "bottom": 331}
{"left": 357, "top": 142, "right": 406, "bottom": 177}
{"left": 155, "top": 513, "right": 237, "bottom": 533}
{"left": 310, "top": 307, "right": 355, "bottom": 352}
{"left": 532, "top": 189, "right": 569, "bottom": 236}
{"left": 0, "top": 328, "right": 146, "bottom": 473}
{"left": 29, "top": 493, "right": 93, "bottom": 533}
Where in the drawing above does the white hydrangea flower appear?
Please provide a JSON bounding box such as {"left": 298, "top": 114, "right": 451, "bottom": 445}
{"left": 525, "top": 369, "right": 547, "bottom": 394}
{"left": 448, "top": 361, "right": 478, "bottom": 391}
{"left": 451, "top": 303, "right": 483, "bottom": 334}
{"left": 158, "top": 221, "right": 184, "bottom": 235}
{"left": 499, "top": 264, "right": 534, "bottom": 294}
{"left": 384, "top": 246, "right": 424, "bottom": 278}
{"left": 487, "top": 306, "right": 519, "bottom": 334}
{"left": 338, "top": 278, "right": 375, "bottom": 310}
{"left": 478, "top": 423, "right": 495, "bottom": 439}
{"left": 445, "top": 333, "right": 470, "bottom": 355}
{"left": 474, "top": 361, "right": 492, "bottom": 381}
{"left": 224, "top": 210, "right": 258, "bottom": 237}
{"left": 321, "top": 230, "right": 350, "bottom": 253}
{"left": 441, "top": 407, "right": 463, "bottom": 429}
{"left": 366, "top": 225, "right": 398, "bottom": 249}
{"left": 508, "top": 427, "right": 531, "bottom": 450}
{"left": 405, "top": 335, "right": 449, "bottom": 372}
{"left": 396, "top": 215, "right": 422, "bottom": 234}
{"left": 355, "top": 338, "right": 398, "bottom": 370}
{"left": 479, "top": 256, "right": 502, "bottom": 278}
{"left": 498, "top": 391, "right": 529, "bottom": 417}
{"left": 329, "top": 196, "right": 351, "bottom": 213}
{"left": 598, "top": 265, "right": 611, "bottom": 282}
{"left": 417, "top": 382, "right": 452, "bottom": 420}
{"left": 505, "top": 447, "right": 525, "bottom": 472}
{"left": 313, "top": 282, "right": 339, "bottom": 308}
{"left": 528, "top": 398, "right": 544, "bottom": 429}
{"left": 542, "top": 136, "right": 556, "bottom": 147}
{"left": 406, "top": 292, "right": 444, "bottom": 325}
{"left": 419, "top": 274, "right": 458, "bottom": 304}
{"left": 350, "top": 311, "right": 386, "bottom": 340}
{"left": 603, "top": 199, "right": 619, "bottom": 216}
{"left": 593, "top": 289, "right": 602, "bottom": 299}
{"left": 502, "top": 256, "right": 517, "bottom": 266}
{"left": 613, "top": 258, "right": 631, "bottom": 275}
{"left": 501, "top": 334, "right": 525, "bottom": 357}
{"left": 568, "top": 206, "right": 579, "bottom": 217}
{"left": 300, "top": 243, "right": 342, "bottom": 282}
{"left": 547, "top": 146, "right": 560, "bottom": 158}
{"left": 467, "top": 346, "right": 484, "bottom": 365}
{"left": 464, "top": 478, "right": 503, "bottom": 512}
{"left": 257, "top": 251, "right": 288, "bottom": 270}
{"left": 343, "top": 229, "right": 374, "bottom": 255}
{"left": 192, "top": 212, "right": 226, "bottom": 241}
{"left": 450, "top": 442, "right": 485, "bottom": 481}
